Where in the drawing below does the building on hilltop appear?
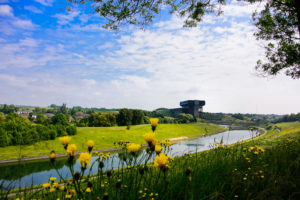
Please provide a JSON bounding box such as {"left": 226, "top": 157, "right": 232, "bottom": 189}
{"left": 170, "top": 100, "right": 206, "bottom": 118}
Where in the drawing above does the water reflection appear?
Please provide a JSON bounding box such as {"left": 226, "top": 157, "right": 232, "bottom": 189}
{"left": 0, "top": 129, "right": 257, "bottom": 189}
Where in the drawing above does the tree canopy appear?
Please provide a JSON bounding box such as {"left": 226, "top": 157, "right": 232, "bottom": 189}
{"left": 67, "top": 0, "right": 300, "bottom": 79}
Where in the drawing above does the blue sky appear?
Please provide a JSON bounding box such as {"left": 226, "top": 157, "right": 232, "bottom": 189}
{"left": 0, "top": 0, "right": 299, "bottom": 114}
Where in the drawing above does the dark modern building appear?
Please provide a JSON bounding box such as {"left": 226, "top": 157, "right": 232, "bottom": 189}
{"left": 170, "top": 100, "right": 206, "bottom": 118}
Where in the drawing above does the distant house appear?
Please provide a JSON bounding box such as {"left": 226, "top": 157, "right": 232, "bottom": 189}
{"left": 45, "top": 113, "right": 55, "bottom": 119}
{"left": 75, "top": 112, "right": 90, "bottom": 121}
{"left": 17, "top": 110, "right": 30, "bottom": 118}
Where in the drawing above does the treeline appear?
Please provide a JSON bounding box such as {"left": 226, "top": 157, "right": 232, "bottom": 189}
{"left": 77, "top": 109, "right": 146, "bottom": 127}
{"left": 77, "top": 109, "right": 197, "bottom": 127}
{"left": 273, "top": 113, "right": 300, "bottom": 123}
{"left": 0, "top": 113, "right": 76, "bottom": 147}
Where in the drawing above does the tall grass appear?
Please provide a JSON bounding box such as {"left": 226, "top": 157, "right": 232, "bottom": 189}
{"left": 2, "top": 122, "right": 300, "bottom": 200}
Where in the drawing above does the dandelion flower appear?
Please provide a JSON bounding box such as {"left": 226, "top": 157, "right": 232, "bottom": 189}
{"left": 50, "top": 151, "right": 56, "bottom": 162}
{"left": 127, "top": 143, "right": 141, "bottom": 154}
{"left": 78, "top": 152, "right": 91, "bottom": 168}
{"left": 86, "top": 187, "right": 91, "bottom": 193}
{"left": 150, "top": 118, "right": 159, "bottom": 131}
{"left": 87, "top": 140, "right": 94, "bottom": 152}
{"left": 50, "top": 187, "right": 55, "bottom": 192}
{"left": 59, "top": 136, "right": 70, "bottom": 148}
{"left": 155, "top": 145, "right": 162, "bottom": 154}
{"left": 66, "top": 144, "right": 76, "bottom": 156}
{"left": 49, "top": 177, "right": 57, "bottom": 182}
{"left": 154, "top": 153, "right": 170, "bottom": 169}
{"left": 43, "top": 183, "right": 51, "bottom": 189}
{"left": 144, "top": 132, "right": 155, "bottom": 144}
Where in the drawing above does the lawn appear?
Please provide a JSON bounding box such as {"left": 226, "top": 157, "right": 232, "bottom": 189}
{"left": 0, "top": 123, "right": 226, "bottom": 160}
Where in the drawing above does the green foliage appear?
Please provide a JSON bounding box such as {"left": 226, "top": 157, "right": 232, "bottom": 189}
{"left": 274, "top": 112, "right": 300, "bottom": 123}
{"left": 66, "top": 125, "right": 77, "bottom": 135}
{"left": 67, "top": 0, "right": 226, "bottom": 30}
{"left": 36, "top": 113, "right": 47, "bottom": 124}
{"left": 51, "top": 113, "right": 70, "bottom": 126}
{"left": 0, "top": 104, "right": 19, "bottom": 114}
{"left": 117, "top": 108, "right": 133, "bottom": 126}
{"left": 250, "top": 0, "right": 300, "bottom": 78}
{"left": 86, "top": 113, "right": 117, "bottom": 127}
{"left": 176, "top": 113, "right": 195, "bottom": 123}
{"left": 0, "top": 113, "right": 77, "bottom": 147}
{"left": 131, "top": 109, "right": 144, "bottom": 125}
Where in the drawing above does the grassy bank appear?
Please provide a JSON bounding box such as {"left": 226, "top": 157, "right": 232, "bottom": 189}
{"left": 0, "top": 123, "right": 226, "bottom": 160}
{"left": 1, "top": 122, "right": 300, "bottom": 199}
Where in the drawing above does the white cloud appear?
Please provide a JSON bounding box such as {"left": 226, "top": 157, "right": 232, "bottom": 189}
{"left": 12, "top": 19, "right": 38, "bottom": 29}
{"left": 98, "top": 42, "right": 113, "bottom": 50}
{"left": 34, "top": 0, "right": 55, "bottom": 6}
{"left": 53, "top": 10, "right": 80, "bottom": 25}
{"left": 24, "top": 6, "right": 43, "bottom": 14}
{"left": 19, "top": 38, "right": 39, "bottom": 47}
{"left": 0, "top": 4, "right": 13, "bottom": 16}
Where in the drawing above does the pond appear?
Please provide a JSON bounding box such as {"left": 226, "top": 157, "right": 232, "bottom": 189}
{"left": 0, "top": 129, "right": 259, "bottom": 189}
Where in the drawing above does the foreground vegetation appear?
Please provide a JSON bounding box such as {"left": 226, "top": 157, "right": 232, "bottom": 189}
{"left": 0, "top": 123, "right": 225, "bottom": 160}
{"left": 1, "top": 121, "right": 299, "bottom": 200}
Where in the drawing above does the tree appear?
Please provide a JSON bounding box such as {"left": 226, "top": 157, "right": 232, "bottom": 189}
{"left": 67, "top": 0, "right": 300, "bottom": 78}
{"left": 51, "top": 113, "right": 70, "bottom": 126}
{"left": 249, "top": 0, "right": 300, "bottom": 78}
{"left": 117, "top": 109, "right": 133, "bottom": 126}
{"left": 131, "top": 109, "right": 144, "bottom": 125}
{"left": 36, "top": 114, "right": 47, "bottom": 124}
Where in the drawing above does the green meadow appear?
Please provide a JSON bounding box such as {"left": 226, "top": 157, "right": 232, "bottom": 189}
{"left": 0, "top": 123, "right": 226, "bottom": 160}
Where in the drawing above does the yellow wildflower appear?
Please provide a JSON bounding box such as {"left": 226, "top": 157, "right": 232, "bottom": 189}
{"left": 261, "top": 175, "right": 264, "bottom": 179}
{"left": 144, "top": 132, "right": 155, "bottom": 143}
{"left": 43, "top": 183, "right": 51, "bottom": 189}
{"left": 78, "top": 152, "right": 91, "bottom": 168}
{"left": 59, "top": 185, "right": 66, "bottom": 191}
{"left": 150, "top": 118, "right": 159, "bottom": 128}
{"left": 87, "top": 140, "right": 94, "bottom": 148}
{"left": 139, "top": 190, "right": 143, "bottom": 194}
{"left": 49, "top": 177, "right": 56, "bottom": 182}
{"left": 155, "top": 145, "right": 162, "bottom": 154}
{"left": 127, "top": 143, "right": 141, "bottom": 153}
{"left": 53, "top": 182, "right": 59, "bottom": 188}
{"left": 65, "top": 194, "right": 72, "bottom": 199}
{"left": 59, "top": 136, "right": 70, "bottom": 146}
{"left": 66, "top": 144, "right": 76, "bottom": 156}
{"left": 50, "top": 151, "right": 56, "bottom": 161}
{"left": 49, "top": 187, "right": 55, "bottom": 192}
{"left": 87, "top": 140, "right": 94, "bottom": 152}
{"left": 69, "top": 189, "right": 76, "bottom": 194}
{"left": 154, "top": 153, "right": 170, "bottom": 169}
{"left": 86, "top": 187, "right": 91, "bottom": 193}
{"left": 243, "top": 177, "right": 247, "bottom": 181}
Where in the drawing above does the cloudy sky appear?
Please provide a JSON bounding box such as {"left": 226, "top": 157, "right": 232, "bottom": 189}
{"left": 0, "top": 0, "right": 299, "bottom": 114}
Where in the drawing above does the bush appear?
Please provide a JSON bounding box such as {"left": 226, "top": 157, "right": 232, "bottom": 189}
{"left": 66, "top": 126, "right": 77, "bottom": 135}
